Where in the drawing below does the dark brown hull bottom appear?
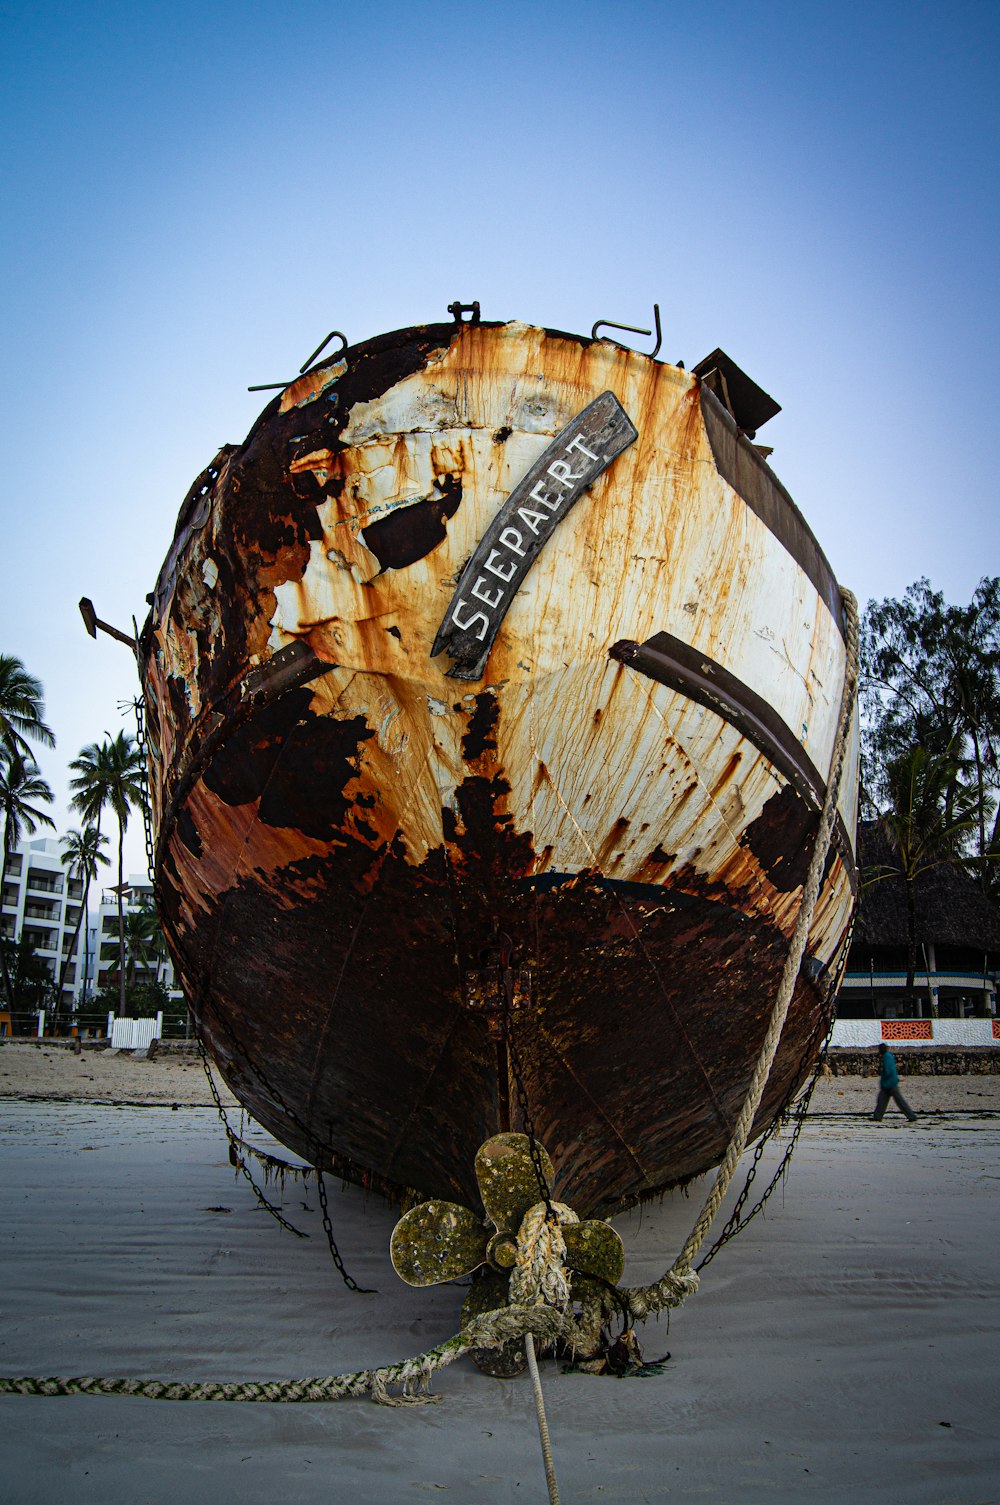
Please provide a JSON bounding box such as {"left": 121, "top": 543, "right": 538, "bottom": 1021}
{"left": 173, "top": 846, "right": 830, "bottom": 1218}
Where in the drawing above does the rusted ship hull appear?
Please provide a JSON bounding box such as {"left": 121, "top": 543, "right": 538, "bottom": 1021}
{"left": 140, "top": 317, "right": 859, "bottom": 1217}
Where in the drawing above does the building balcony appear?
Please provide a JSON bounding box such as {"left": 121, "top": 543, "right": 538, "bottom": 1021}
{"left": 21, "top": 929, "right": 58, "bottom": 954}
{"left": 26, "top": 873, "right": 63, "bottom": 895}
{"left": 23, "top": 905, "right": 60, "bottom": 923}
{"left": 840, "top": 968, "right": 996, "bottom": 1009}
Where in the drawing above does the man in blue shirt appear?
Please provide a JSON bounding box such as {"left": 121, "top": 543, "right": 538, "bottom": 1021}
{"left": 872, "top": 1042, "right": 918, "bottom": 1122}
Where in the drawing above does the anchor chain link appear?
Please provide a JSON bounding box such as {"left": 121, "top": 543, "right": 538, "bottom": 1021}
{"left": 498, "top": 936, "right": 555, "bottom": 1222}
{"left": 132, "top": 697, "right": 157, "bottom": 889}
{"left": 202, "top": 990, "right": 374, "bottom": 1293}
{"left": 198, "top": 1038, "right": 309, "bottom": 1240}
{"left": 316, "top": 1166, "right": 371, "bottom": 1293}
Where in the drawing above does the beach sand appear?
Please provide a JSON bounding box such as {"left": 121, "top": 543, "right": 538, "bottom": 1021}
{"left": 1, "top": 1047, "right": 998, "bottom": 1504}
{"left": 0, "top": 1040, "right": 238, "bottom": 1107}
{"left": 3, "top": 1038, "right": 999, "bottom": 1114}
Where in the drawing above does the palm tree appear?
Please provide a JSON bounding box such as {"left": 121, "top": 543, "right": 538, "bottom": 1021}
{"left": 122, "top": 898, "right": 165, "bottom": 986}
{"left": 57, "top": 826, "right": 110, "bottom": 1007}
{"left": 865, "top": 743, "right": 984, "bottom": 997}
{"left": 0, "top": 754, "right": 55, "bottom": 1007}
{"left": 0, "top": 654, "right": 55, "bottom": 763}
{"left": 68, "top": 733, "right": 144, "bottom": 1014}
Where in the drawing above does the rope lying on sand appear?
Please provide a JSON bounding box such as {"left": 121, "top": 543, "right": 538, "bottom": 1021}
{"left": 0, "top": 1203, "right": 583, "bottom": 1407}
{"left": 0, "top": 1304, "right": 574, "bottom": 1405}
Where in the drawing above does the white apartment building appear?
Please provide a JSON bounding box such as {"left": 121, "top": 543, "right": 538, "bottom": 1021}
{"left": 1, "top": 839, "right": 182, "bottom": 1019}
{"left": 95, "top": 873, "right": 182, "bottom": 1001}
{"left": 0, "top": 836, "right": 90, "bottom": 1008}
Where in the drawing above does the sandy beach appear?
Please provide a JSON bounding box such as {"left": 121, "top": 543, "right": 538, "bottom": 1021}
{"left": 2, "top": 1037, "right": 998, "bottom": 1115}
{"left": 1, "top": 1047, "right": 998, "bottom": 1504}
{"left": 0, "top": 1040, "right": 239, "bottom": 1108}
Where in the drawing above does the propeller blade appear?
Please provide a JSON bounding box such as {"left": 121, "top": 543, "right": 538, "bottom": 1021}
{"left": 389, "top": 1200, "right": 488, "bottom": 1287}
{"left": 462, "top": 1268, "right": 527, "bottom": 1378}
{"left": 562, "top": 1221, "right": 626, "bottom": 1285}
{"left": 475, "top": 1133, "right": 553, "bottom": 1236}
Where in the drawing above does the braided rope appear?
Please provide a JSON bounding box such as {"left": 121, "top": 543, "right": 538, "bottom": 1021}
{"left": 509, "top": 1201, "right": 574, "bottom": 1505}
{"left": 0, "top": 1304, "right": 574, "bottom": 1406}
{"left": 0, "top": 1152, "right": 579, "bottom": 1410}
{"left": 525, "top": 1334, "right": 562, "bottom": 1505}
{"left": 509, "top": 1201, "right": 577, "bottom": 1309}
{"left": 623, "top": 589, "right": 860, "bottom": 1321}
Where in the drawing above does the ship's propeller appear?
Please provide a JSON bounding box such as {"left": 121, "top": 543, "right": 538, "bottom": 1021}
{"left": 389, "top": 1131, "right": 625, "bottom": 1289}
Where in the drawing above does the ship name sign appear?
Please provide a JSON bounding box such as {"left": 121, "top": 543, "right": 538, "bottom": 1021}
{"left": 431, "top": 390, "right": 638, "bottom": 680}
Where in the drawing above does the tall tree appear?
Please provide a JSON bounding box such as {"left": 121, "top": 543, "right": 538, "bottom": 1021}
{"left": 0, "top": 754, "right": 55, "bottom": 1007}
{"left": 68, "top": 733, "right": 144, "bottom": 1013}
{"left": 0, "top": 654, "right": 55, "bottom": 763}
{"left": 865, "top": 742, "right": 983, "bottom": 996}
{"left": 861, "top": 577, "right": 1000, "bottom": 886}
{"left": 57, "top": 826, "right": 110, "bottom": 1006}
{"left": 122, "top": 897, "right": 165, "bottom": 985}
{"left": 0, "top": 935, "right": 57, "bottom": 1016}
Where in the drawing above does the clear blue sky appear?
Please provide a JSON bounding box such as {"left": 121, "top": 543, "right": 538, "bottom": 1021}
{"left": 2, "top": 0, "right": 998, "bottom": 873}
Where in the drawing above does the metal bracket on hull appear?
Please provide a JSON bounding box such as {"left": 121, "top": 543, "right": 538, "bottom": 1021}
{"left": 242, "top": 640, "right": 334, "bottom": 704}
{"left": 248, "top": 330, "right": 349, "bottom": 392}
{"left": 461, "top": 965, "right": 532, "bottom": 1042}
{"left": 591, "top": 303, "right": 662, "bottom": 359}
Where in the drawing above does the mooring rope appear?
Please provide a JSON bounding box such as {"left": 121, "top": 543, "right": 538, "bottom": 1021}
{"left": 525, "top": 1333, "right": 562, "bottom": 1505}
{"left": 623, "top": 588, "right": 860, "bottom": 1319}
{"left": 0, "top": 1303, "right": 574, "bottom": 1406}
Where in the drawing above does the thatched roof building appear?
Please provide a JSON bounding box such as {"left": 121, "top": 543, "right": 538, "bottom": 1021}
{"left": 853, "top": 822, "right": 1000, "bottom": 952}
{"left": 839, "top": 822, "right": 1000, "bottom": 1021}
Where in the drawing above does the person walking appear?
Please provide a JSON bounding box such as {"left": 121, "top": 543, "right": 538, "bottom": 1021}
{"left": 872, "top": 1041, "right": 917, "bottom": 1122}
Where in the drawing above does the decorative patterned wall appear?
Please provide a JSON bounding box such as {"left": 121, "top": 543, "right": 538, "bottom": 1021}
{"left": 830, "top": 1018, "right": 997, "bottom": 1048}
{"left": 882, "top": 1020, "right": 933, "bottom": 1040}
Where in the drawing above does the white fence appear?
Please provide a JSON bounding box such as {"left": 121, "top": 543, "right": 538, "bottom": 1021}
{"left": 830, "top": 1018, "right": 998, "bottom": 1049}
{"left": 108, "top": 1012, "right": 163, "bottom": 1050}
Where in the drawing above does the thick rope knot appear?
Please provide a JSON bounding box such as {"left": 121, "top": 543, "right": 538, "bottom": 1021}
{"left": 620, "top": 1267, "right": 701, "bottom": 1321}
{"left": 509, "top": 1201, "right": 578, "bottom": 1309}
{"left": 462, "top": 1302, "right": 575, "bottom": 1352}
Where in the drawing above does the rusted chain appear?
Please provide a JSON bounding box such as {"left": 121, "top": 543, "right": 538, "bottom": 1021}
{"left": 198, "top": 1039, "right": 309, "bottom": 1239}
